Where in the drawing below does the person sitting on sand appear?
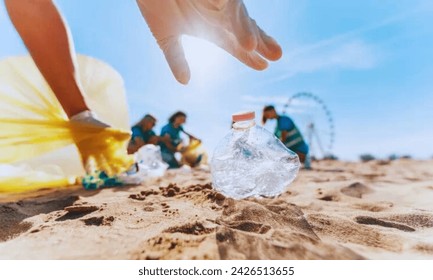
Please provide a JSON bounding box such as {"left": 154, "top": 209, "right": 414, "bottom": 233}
{"left": 159, "top": 111, "right": 199, "bottom": 169}
{"left": 127, "top": 114, "right": 159, "bottom": 154}
{"left": 262, "top": 105, "right": 309, "bottom": 163}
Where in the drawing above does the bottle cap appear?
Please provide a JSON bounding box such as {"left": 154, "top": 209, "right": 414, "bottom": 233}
{"left": 232, "top": 111, "right": 255, "bottom": 122}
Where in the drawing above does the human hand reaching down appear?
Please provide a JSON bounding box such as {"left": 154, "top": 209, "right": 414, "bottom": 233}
{"left": 136, "top": 0, "right": 282, "bottom": 84}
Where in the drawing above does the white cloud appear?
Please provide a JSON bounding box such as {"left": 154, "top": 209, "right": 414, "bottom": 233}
{"left": 261, "top": 6, "right": 431, "bottom": 84}
{"left": 240, "top": 94, "right": 320, "bottom": 111}
{"left": 325, "top": 41, "right": 377, "bottom": 69}
{"left": 271, "top": 40, "right": 379, "bottom": 82}
{"left": 240, "top": 94, "right": 289, "bottom": 106}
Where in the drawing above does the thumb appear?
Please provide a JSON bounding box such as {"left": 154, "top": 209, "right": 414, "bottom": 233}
{"left": 157, "top": 36, "right": 191, "bottom": 85}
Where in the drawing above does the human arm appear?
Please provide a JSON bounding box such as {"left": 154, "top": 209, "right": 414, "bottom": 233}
{"left": 127, "top": 137, "right": 145, "bottom": 154}
{"left": 277, "top": 117, "right": 295, "bottom": 143}
{"left": 5, "top": 0, "right": 89, "bottom": 117}
{"left": 280, "top": 130, "right": 288, "bottom": 143}
{"left": 147, "top": 135, "right": 160, "bottom": 145}
{"left": 183, "top": 130, "right": 201, "bottom": 143}
{"left": 160, "top": 134, "right": 178, "bottom": 153}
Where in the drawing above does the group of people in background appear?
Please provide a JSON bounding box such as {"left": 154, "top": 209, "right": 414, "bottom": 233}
{"left": 130, "top": 105, "right": 309, "bottom": 170}
{"left": 128, "top": 111, "right": 199, "bottom": 169}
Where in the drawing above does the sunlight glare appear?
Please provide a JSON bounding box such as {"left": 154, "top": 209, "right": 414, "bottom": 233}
{"left": 182, "top": 35, "right": 229, "bottom": 86}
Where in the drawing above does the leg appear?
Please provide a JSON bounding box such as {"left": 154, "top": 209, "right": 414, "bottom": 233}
{"left": 5, "top": 0, "right": 89, "bottom": 118}
{"left": 161, "top": 151, "right": 180, "bottom": 169}
{"left": 296, "top": 152, "right": 306, "bottom": 164}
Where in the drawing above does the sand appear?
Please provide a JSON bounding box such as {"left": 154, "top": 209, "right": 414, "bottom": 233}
{"left": 1, "top": 159, "right": 433, "bottom": 260}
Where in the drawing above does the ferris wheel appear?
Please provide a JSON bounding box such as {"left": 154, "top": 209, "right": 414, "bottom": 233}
{"left": 282, "top": 92, "right": 335, "bottom": 159}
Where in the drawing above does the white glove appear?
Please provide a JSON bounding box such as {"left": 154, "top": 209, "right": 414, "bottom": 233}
{"left": 136, "top": 0, "right": 282, "bottom": 84}
{"left": 69, "top": 110, "right": 109, "bottom": 128}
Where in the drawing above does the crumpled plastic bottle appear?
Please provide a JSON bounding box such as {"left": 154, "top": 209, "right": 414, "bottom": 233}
{"left": 210, "top": 111, "right": 300, "bottom": 199}
{"left": 135, "top": 144, "right": 169, "bottom": 178}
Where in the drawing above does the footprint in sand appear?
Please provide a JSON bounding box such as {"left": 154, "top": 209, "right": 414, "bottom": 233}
{"left": 217, "top": 199, "right": 316, "bottom": 236}
{"left": 353, "top": 201, "right": 394, "bottom": 212}
{"left": 0, "top": 205, "right": 32, "bottom": 242}
{"left": 133, "top": 234, "right": 218, "bottom": 260}
{"left": 306, "top": 213, "right": 402, "bottom": 252}
{"left": 56, "top": 204, "right": 100, "bottom": 221}
{"left": 316, "top": 188, "right": 341, "bottom": 202}
{"left": 82, "top": 216, "right": 115, "bottom": 226}
{"left": 15, "top": 195, "right": 79, "bottom": 216}
{"left": 340, "top": 182, "right": 373, "bottom": 198}
{"left": 316, "top": 182, "right": 373, "bottom": 202}
{"left": 215, "top": 199, "right": 362, "bottom": 259}
{"left": 0, "top": 195, "right": 80, "bottom": 242}
{"left": 164, "top": 221, "right": 215, "bottom": 235}
{"left": 377, "top": 213, "right": 433, "bottom": 229}
{"left": 215, "top": 226, "right": 362, "bottom": 260}
{"left": 132, "top": 220, "right": 218, "bottom": 260}
{"left": 129, "top": 190, "right": 159, "bottom": 201}
{"left": 161, "top": 203, "right": 180, "bottom": 217}
{"left": 413, "top": 243, "right": 433, "bottom": 254}
{"left": 355, "top": 216, "right": 415, "bottom": 232}
{"left": 151, "top": 183, "right": 224, "bottom": 206}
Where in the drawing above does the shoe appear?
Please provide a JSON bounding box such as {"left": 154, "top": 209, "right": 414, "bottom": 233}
{"left": 81, "top": 163, "right": 147, "bottom": 190}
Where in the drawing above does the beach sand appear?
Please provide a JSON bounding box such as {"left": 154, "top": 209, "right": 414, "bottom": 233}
{"left": 1, "top": 159, "right": 433, "bottom": 260}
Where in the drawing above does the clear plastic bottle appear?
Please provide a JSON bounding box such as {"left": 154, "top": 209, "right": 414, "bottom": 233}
{"left": 210, "top": 111, "right": 300, "bottom": 199}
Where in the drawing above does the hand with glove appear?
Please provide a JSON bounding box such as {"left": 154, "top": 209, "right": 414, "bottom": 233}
{"left": 136, "top": 0, "right": 282, "bottom": 84}
{"left": 69, "top": 110, "right": 134, "bottom": 176}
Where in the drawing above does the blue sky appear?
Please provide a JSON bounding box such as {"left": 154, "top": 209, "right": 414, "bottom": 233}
{"left": 1, "top": 0, "right": 432, "bottom": 160}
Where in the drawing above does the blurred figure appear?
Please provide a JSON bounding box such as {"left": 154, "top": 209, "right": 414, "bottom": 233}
{"left": 128, "top": 114, "right": 159, "bottom": 154}
{"left": 181, "top": 138, "right": 207, "bottom": 168}
{"left": 159, "top": 111, "right": 198, "bottom": 168}
{"left": 262, "top": 105, "right": 309, "bottom": 163}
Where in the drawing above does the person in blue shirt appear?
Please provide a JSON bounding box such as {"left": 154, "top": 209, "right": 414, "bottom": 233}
{"left": 127, "top": 114, "right": 159, "bottom": 154}
{"left": 159, "top": 111, "right": 198, "bottom": 168}
{"left": 262, "top": 105, "right": 309, "bottom": 163}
